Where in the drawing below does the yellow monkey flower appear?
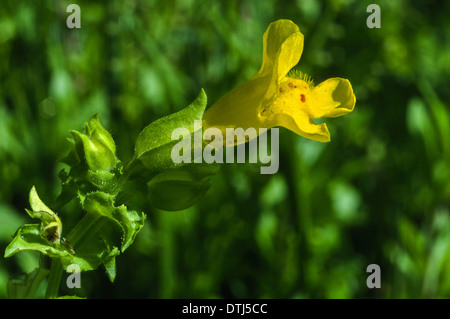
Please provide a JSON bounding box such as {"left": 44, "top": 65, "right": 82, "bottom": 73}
{"left": 202, "top": 19, "right": 355, "bottom": 143}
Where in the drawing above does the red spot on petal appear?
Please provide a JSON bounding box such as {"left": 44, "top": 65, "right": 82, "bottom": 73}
{"left": 300, "top": 94, "right": 306, "bottom": 103}
{"left": 288, "top": 82, "right": 294, "bottom": 88}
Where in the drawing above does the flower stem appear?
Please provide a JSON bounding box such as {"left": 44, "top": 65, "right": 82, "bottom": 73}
{"left": 66, "top": 211, "right": 103, "bottom": 247}
{"left": 22, "top": 262, "right": 49, "bottom": 299}
{"left": 45, "top": 258, "right": 63, "bottom": 299}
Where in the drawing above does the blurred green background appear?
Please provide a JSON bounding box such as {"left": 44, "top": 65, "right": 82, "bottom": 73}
{"left": 1, "top": 0, "right": 449, "bottom": 298}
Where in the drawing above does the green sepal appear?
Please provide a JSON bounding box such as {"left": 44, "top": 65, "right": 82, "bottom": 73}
{"left": 103, "top": 252, "right": 117, "bottom": 282}
{"left": 134, "top": 89, "right": 207, "bottom": 171}
{"left": 86, "top": 169, "right": 118, "bottom": 193}
{"left": 113, "top": 205, "right": 146, "bottom": 251}
{"left": 67, "top": 236, "right": 120, "bottom": 282}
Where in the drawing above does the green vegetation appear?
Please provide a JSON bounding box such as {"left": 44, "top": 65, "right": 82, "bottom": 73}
{"left": 0, "top": 0, "right": 449, "bottom": 298}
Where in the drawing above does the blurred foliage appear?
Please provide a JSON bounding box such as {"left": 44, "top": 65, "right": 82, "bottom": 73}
{"left": 0, "top": 0, "right": 449, "bottom": 298}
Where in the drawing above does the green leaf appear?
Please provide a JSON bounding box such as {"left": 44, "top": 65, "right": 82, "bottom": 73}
{"left": 4, "top": 224, "right": 72, "bottom": 259}
{"left": 26, "top": 186, "right": 62, "bottom": 244}
{"left": 134, "top": 89, "right": 207, "bottom": 171}
{"left": 147, "top": 163, "right": 220, "bottom": 211}
{"left": 4, "top": 224, "right": 119, "bottom": 279}
{"left": 29, "top": 186, "right": 54, "bottom": 215}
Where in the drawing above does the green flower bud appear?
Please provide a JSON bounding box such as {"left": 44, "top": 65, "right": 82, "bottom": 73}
{"left": 87, "top": 114, "right": 116, "bottom": 155}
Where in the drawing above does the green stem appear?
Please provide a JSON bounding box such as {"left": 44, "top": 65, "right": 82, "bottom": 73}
{"left": 45, "top": 258, "right": 63, "bottom": 299}
{"left": 22, "top": 263, "right": 50, "bottom": 299}
{"left": 66, "top": 211, "right": 103, "bottom": 247}
{"left": 159, "top": 210, "right": 175, "bottom": 298}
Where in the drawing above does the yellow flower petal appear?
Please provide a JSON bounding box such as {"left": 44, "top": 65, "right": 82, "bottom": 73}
{"left": 203, "top": 19, "right": 355, "bottom": 145}
{"left": 262, "top": 78, "right": 331, "bottom": 142}
{"left": 204, "top": 19, "right": 305, "bottom": 134}
{"left": 202, "top": 75, "right": 271, "bottom": 132}
{"left": 270, "top": 111, "right": 330, "bottom": 142}
{"left": 251, "top": 19, "right": 304, "bottom": 99}
{"left": 309, "top": 78, "right": 356, "bottom": 118}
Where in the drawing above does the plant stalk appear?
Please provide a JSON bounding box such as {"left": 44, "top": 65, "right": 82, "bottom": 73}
{"left": 44, "top": 212, "right": 104, "bottom": 298}
{"left": 45, "top": 258, "right": 63, "bottom": 299}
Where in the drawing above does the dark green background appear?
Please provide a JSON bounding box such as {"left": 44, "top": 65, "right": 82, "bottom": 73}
{"left": 1, "top": 0, "right": 449, "bottom": 298}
